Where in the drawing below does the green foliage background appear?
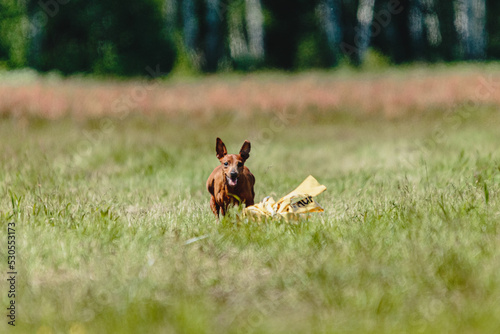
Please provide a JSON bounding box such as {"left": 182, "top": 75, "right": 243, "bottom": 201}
{"left": 0, "top": 0, "right": 176, "bottom": 76}
{"left": 1, "top": 0, "right": 499, "bottom": 76}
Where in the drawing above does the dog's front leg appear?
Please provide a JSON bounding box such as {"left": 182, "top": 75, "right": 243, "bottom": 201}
{"left": 210, "top": 196, "right": 220, "bottom": 217}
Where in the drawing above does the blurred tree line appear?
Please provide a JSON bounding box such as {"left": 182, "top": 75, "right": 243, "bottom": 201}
{"left": 0, "top": 0, "right": 497, "bottom": 76}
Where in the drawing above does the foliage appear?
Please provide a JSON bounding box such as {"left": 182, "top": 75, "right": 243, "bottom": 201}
{"left": 26, "top": 0, "right": 176, "bottom": 76}
{"left": 0, "top": 0, "right": 497, "bottom": 75}
{"left": 0, "top": 0, "right": 28, "bottom": 68}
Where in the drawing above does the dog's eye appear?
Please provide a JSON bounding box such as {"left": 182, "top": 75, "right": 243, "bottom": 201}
{"left": 224, "top": 162, "right": 229, "bottom": 167}
{"left": 237, "top": 162, "right": 243, "bottom": 167}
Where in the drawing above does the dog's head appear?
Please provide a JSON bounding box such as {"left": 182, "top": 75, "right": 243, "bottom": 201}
{"left": 215, "top": 137, "right": 251, "bottom": 187}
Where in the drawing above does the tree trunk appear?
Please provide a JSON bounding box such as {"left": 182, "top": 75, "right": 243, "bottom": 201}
{"left": 423, "top": 0, "right": 441, "bottom": 47}
{"left": 356, "top": 0, "right": 376, "bottom": 65}
{"left": 468, "top": 0, "right": 486, "bottom": 59}
{"left": 318, "top": 0, "right": 342, "bottom": 65}
{"left": 409, "top": 0, "right": 442, "bottom": 60}
{"left": 245, "top": 0, "right": 264, "bottom": 60}
{"left": 409, "top": 0, "right": 425, "bottom": 60}
{"left": 454, "top": 0, "right": 469, "bottom": 58}
{"left": 228, "top": 2, "right": 248, "bottom": 59}
{"left": 26, "top": 1, "right": 44, "bottom": 69}
{"left": 454, "top": 0, "right": 486, "bottom": 60}
{"left": 165, "top": 0, "right": 177, "bottom": 32}
{"left": 205, "top": 0, "right": 222, "bottom": 72}
{"left": 182, "top": 0, "right": 199, "bottom": 56}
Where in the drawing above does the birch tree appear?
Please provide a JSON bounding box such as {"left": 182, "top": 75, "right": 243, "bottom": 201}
{"left": 355, "top": 0, "right": 376, "bottom": 64}
{"left": 468, "top": 0, "right": 486, "bottom": 59}
{"left": 423, "top": 0, "right": 441, "bottom": 48}
{"left": 228, "top": 1, "right": 248, "bottom": 60}
{"left": 318, "top": 0, "right": 342, "bottom": 65}
{"left": 409, "top": 0, "right": 441, "bottom": 60}
{"left": 228, "top": 0, "right": 264, "bottom": 68}
{"left": 454, "top": 0, "right": 486, "bottom": 60}
{"left": 245, "top": 0, "right": 264, "bottom": 60}
{"left": 409, "top": 0, "right": 425, "bottom": 59}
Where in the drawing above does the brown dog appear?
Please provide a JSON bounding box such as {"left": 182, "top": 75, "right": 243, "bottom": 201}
{"left": 206, "top": 138, "right": 255, "bottom": 217}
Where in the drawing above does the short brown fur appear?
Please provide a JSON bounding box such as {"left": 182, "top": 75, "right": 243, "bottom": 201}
{"left": 206, "top": 138, "right": 255, "bottom": 217}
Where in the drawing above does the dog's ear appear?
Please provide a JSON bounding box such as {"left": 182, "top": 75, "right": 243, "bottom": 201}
{"left": 216, "top": 137, "right": 227, "bottom": 160}
{"left": 239, "top": 140, "right": 251, "bottom": 162}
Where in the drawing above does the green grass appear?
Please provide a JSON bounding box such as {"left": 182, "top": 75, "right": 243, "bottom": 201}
{"left": 1, "top": 98, "right": 500, "bottom": 333}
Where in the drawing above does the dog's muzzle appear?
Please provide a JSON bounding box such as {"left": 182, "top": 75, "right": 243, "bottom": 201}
{"left": 227, "top": 173, "right": 238, "bottom": 187}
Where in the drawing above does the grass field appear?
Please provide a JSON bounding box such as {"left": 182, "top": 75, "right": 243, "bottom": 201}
{"left": 1, "top": 65, "right": 500, "bottom": 333}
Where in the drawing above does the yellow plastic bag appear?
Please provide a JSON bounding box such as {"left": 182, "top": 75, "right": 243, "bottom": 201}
{"left": 244, "top": 175, "right": 326, "bottom": 220}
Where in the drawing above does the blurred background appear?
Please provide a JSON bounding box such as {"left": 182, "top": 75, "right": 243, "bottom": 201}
{"left": 0, "top": 0, "right": 498, "bottom": 77}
